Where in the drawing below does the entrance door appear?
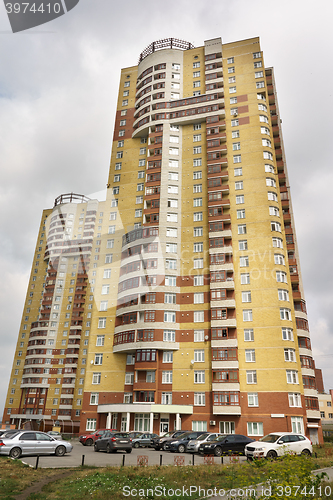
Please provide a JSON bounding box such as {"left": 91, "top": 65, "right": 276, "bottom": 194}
{"left": 160, "top": 419, "right": 169, "bottom": 434}
{"left": 309, "top": 428, "right": 319, "bottom": 444}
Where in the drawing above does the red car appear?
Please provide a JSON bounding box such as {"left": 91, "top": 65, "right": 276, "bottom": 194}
{"left": 79, "top": 429, "right": 117, "bottom": 446}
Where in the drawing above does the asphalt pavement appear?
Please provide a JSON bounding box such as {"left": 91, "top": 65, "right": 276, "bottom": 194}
{"left": 20, "top": 440, "right": 247, "bottom": 468}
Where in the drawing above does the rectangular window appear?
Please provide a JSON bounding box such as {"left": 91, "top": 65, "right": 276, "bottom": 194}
{"left": 164, "top": 311, "right": 176, "bottom": 323}
{"left": 194, "top": 330, "right": 204, "bottom": 342}
{"left": 244, "top": 329, "right": 254, "bottom": 341}
{"left": 162, "top": 371, "right": 173, "bottom": 384}
{"left": 194, "top": 370, "right": 205, "bottom": 383}
{"left": 286, "top": 370, "right": 299, "bottom": 384}
{"left": 194, "top": 292, "right": 204, "bottom": 304}
{"left": 163, "top": 351, "right": 173, "bottom": 363}
{"left": 246, "top": 370, "right": 257, "bottom": 384}
{"left": 194, "top": 275, "right": 204, "bottom": 286}
{"left": 242, "top": 291, "right": 252, "bottom": 303}
{"left": 237, "top": 209, "right": 245, "bottom": 219}
{"left": 194, "top": 393, "right": 206, "bottom": 406}
{"left": 194, "top": 349, "right": 205, "bottom": 362}
{"left": 163, "top": 330, "right": 175, "bottom": 342}
{"left": 92, "top": 372, "right": 101, "bottom": 384}
{"left": 243, "top": 309, "right": 253, "bottom": 322}
{"left": 247, "top": 422, "right": 263, "bottom": 436}
{"left": 125, "top": 372, "right": 134, "bottom": 384}
{"left": 248, "top": 393, "right": 258, "bottom": 407}
{"left": 238, "top": 224, "right": 246, "bottom": 235}
{"left": 245, "top": 349, "right": 256, "bottom": 362}
{"left": 194, "top": 311, "right": 204, "bottom": 323}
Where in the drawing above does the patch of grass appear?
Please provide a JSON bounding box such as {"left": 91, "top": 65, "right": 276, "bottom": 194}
{"left": 1, "top": 446, "right": 333, "bottom": 500}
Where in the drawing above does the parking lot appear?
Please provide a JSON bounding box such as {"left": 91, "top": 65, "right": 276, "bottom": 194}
{"left": 20, "top": 440, "right": 247, "bottom": 468}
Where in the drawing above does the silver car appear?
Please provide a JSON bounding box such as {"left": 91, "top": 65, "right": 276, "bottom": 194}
{"left": 186, "top": 432, "right": 222, "bottom": 453}
{"left": 0, "top": 430, "right": 73, "bottom": 458}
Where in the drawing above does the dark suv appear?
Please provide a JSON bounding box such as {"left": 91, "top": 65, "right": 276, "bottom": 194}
{"left": 94, "top": 432, "right": 132, "bottom": 453}
{"left": 151, "top": 431, "right": 186, "bottom": 451}
{"left": 167, "top": 431, "right": 205, "bottom": 452}
{"left": 79, "top": 429, "right": 117, "bottom": 446}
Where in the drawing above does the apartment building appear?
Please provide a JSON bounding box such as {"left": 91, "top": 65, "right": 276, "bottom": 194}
{"left": 2, "top": 37, "right": 322, "bottom": 443}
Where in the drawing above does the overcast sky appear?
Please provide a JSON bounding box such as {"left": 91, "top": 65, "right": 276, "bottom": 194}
{"left": 0, "top": 0, "right": 332, "bottom": 418}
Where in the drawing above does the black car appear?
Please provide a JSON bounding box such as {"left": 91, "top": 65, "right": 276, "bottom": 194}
{"left": 151, "top": 431, "right": 186, "bottom": 451}
{"left": 168, "top": 431, "right": 205, "bottom": 453}
{"left": 198, "top": 434, "right": 255, "bottom": 456}
{"left": 94, "top": 432, "right": 132, "bottom": 453}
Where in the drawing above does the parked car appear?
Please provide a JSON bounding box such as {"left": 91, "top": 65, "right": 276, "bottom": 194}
{"left": 186, "top": 433, "right": 222, "bottom": 453}
{"left": 245, "top": 432, "right": 313, "bottom": 459}
{"left": 151, "top": 431, "right": 186, "bottom": 451}
{"left": 128, "top": 431, "right": 144, "bottom": 439}
{"left": 94, "top": 432, "right": 132, "bottom": 453}
{"left": 199, "top": 434, "right": 255, "bottom": 456}
{"left": 47, "top": 431, "right": 62, "bottom": 441}
{"left": 0, "top": 430, "right": 73, "bottom": 458}
{"left": 79, "top": 429, "right": 117, "bottom": 446}
{"left": 168, "top": 431, "right": 205, "bottom": 453}
{"left": 132, "top": 433, "right": 158, "bottom": 448}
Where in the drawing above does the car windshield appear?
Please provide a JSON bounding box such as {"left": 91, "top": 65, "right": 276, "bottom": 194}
{"left": 175, "top": 433, "right": 188, "bottom": 440}
{"left": 196, "top": 433, "right": 210, "bottom": 441}
{"left": 260, "top": 434, "right": 280, "bottom": 443}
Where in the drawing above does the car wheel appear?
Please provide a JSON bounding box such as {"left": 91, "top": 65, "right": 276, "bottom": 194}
{"left": 106, "top": 444, "right": 111, "bottom": 454}
{"left": 178, "top": 444, "right": 186, "bottom": 453}
{"left": 9, "top": 447, "right": 22, "bottom": 459}
{"left": 266, "top": 450, "right": 277, "bottom": 459}
{"left": 162, "top": 442, "right": 168, "bottom": 451}
{"left": 301, "top": 449, "right": 311, "bottom": 456}
{"left": 85, "top": 438, "right": 93, "bottom": 446}
{"left": 55, "top": 445, "right": 66, "bottom": 457}
{"left": 133, "top": 442, "right": 140, "bottom": 449}
{"left": 214, "top": 446, "right": 222, "bottom": 457}
{"left": 94, "top": 444, "right": 99, "bottom": 452}
{"left": 126, "top": 449, "right": 132, "bottom": 454}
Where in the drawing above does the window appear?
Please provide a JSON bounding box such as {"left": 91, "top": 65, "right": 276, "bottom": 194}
{"left": 237, "top": 209, "right": 245, "bottom": 219}
{"left": 193, "top": 242, "right": 203, "bottom": 253}
{"left": 193, "top": 212, "right": 203, "bottom": 222}
{"left": 169, "top": 147, "right": 179, "bottom": 155}
{"left": 248, "top": 393, "right": 258, "bottom": 407}
{"left": 193, "top": 146, "right": 202, "bottom": 154}
{"left": 167, "top": 212, "right": 178, "bottom": 222}
{"left": 233, "top": 155, "right": 241, "bottom": 164}
{"left": 280, "top": 308, "right": 292, "bottom": 321}
{"left": 284, "top": 348, "right": 296, "bottom": 362}
{"left": 269, "top": 206, "right": 280, "bottom": 217}
{"left": 247, "top": 422, "right": 263, "bottom": 436}
{"left": 236, "top": 195, "right": 244, "bottom": 204}
{"left": 193, "top": 134, "right": 201, "bottom": 142}
{"left": 235, "top": 181, "right": 243, "bottom": 190}
{"left": 165, "top": 293, "right": 176, "bottom": 304}
{"left": 165, "top": 275, "right": 176, "bottom": 286}
{"left": 194, "top": 393, "right": 206, "bottom": 406}
{"left": 271, "top": 221, "right": 282, "bottom": 232}
{"left": 194, "top": 227, "right": 203, "bottom": 237}
{"left": 90, "top": 393, "right": 99, "bottom": 405}
{"left": 194, "top": 275, "right": 204, "bottom": 286}
{"left": 92, "top": 372, "right": 101, "bottom": 384}
{"left": 240, "top": 272, "right": 250, "bottom": 285}
{"left": 122, "top": 99, "right": 128, "bottom": 106}
{"left": 227, "top": 57, "right": 234, "bottom": 64}
{"left": 162, "top": 371, "right": 173, "bottom": 384}
{"left": 166, "top": 242, "right": 177, "bottom": 253}
{"left": 242, "top": 291, "right": 252, "bottom": 303}
{"left": 170, "top": 135, "right": 179, "bottom": 143}
{"left": 125, "top": 372, "right": 134, "bottom": 384}
{"left": 194, "top": 330, "right": 204, "bottom": 342}
{"left": 238, "top": 224, "right": 246, "bottom": 235}
{"left": 101, "top": 285, "right": 109, "bottom": 295}
{"left": 239, "top": 240, "right": 248, "bottom": 251}
{"left": 243, "top": 309, "right": 253, "bottom": 322}
{"left": 194, "top": 370, "right": 205, "bottom": 383}
{"left": 164, "top": 311, "right": 176, "bottom": 323}
{"left": 228, "top": 66, "right": 235, "bottom": 73}
{"left": 193, "top": 171, "right": 202, "bottom": 180}
{"left": 194, "top": 311, "right": 204, "bottom": 323}
{"left": 163, "top": 351, "right": 173, "bottom": 363}
{"left": 240, "top": 256, "right": 249, "bottom": 267}
{"left": 255, "top": 71, "right": 264, "bottom": 78}
{"left": 166, "top": 259, "right": 177, "bottom": 269}
{"left": 256, "top": 81, "right": 265, "bottom": 89}
{"left": 268, "top": 191, "right": 278, "bottom": 201}
{"left": 158, "top": 392, "right": 172, "bottom": 406}
{"left": 96, "top": 335, "right": 105, "bottom": 346}
{"left": 193, "top": 158, "right": 202, "bottom": 166}
{"left": 282, "top": 328, "right": 293, "bottom": 341}
{"left": 163, "top": 330, "right": 175, "bottom": 342}
{"left": 194, "top": 350, "right": 205, "bottom": 362}
{"left": 244, "top": 329, "right": 254, "bottom": 341}
{"left": 272, "top": 237, "right": 283, "bottom": 248}
{"left": 139, "top": 147, "right": 146, "bottom": 155}
{"left": 263, "top": 150, "right": 273, "bottom": 160}
{"left": 193, "top": 184, "right": 202, "bottom": 193}
{"left": 86, "top": 419, "right": 97, "bottom": 431}
{"left": 278, "top": 289, "right": 289, "bottom": 301}
{"left": 246, "top": 370, "right": 257, "bottom": 384}
{"left": 229, "top": 87, "right": 236, "bottom": 94}
{"left": 94, "top": 353, "right": 103, "bottom": 365}
{"left": 245, "top": 349, "right": 256, "bottom": 362}
{"left": 98, "top": 317, "right": 106, "bottom": 329}
{"left": 194, "top": 292, "right": 204, "bottom": 304}
{"left": 286, "top": 370, "right": 299, "bottom": 384}
{"left": 276, "top": 271, "right": 287, "bottom": 283}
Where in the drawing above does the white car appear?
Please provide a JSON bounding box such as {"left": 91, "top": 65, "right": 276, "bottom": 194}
{"left": 245, "top": 432, "right": 312, "bottom": 459}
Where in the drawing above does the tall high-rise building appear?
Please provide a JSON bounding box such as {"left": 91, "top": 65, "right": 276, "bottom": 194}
{"left": 2, "top": 37, "right": 322, "bottom": 443}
